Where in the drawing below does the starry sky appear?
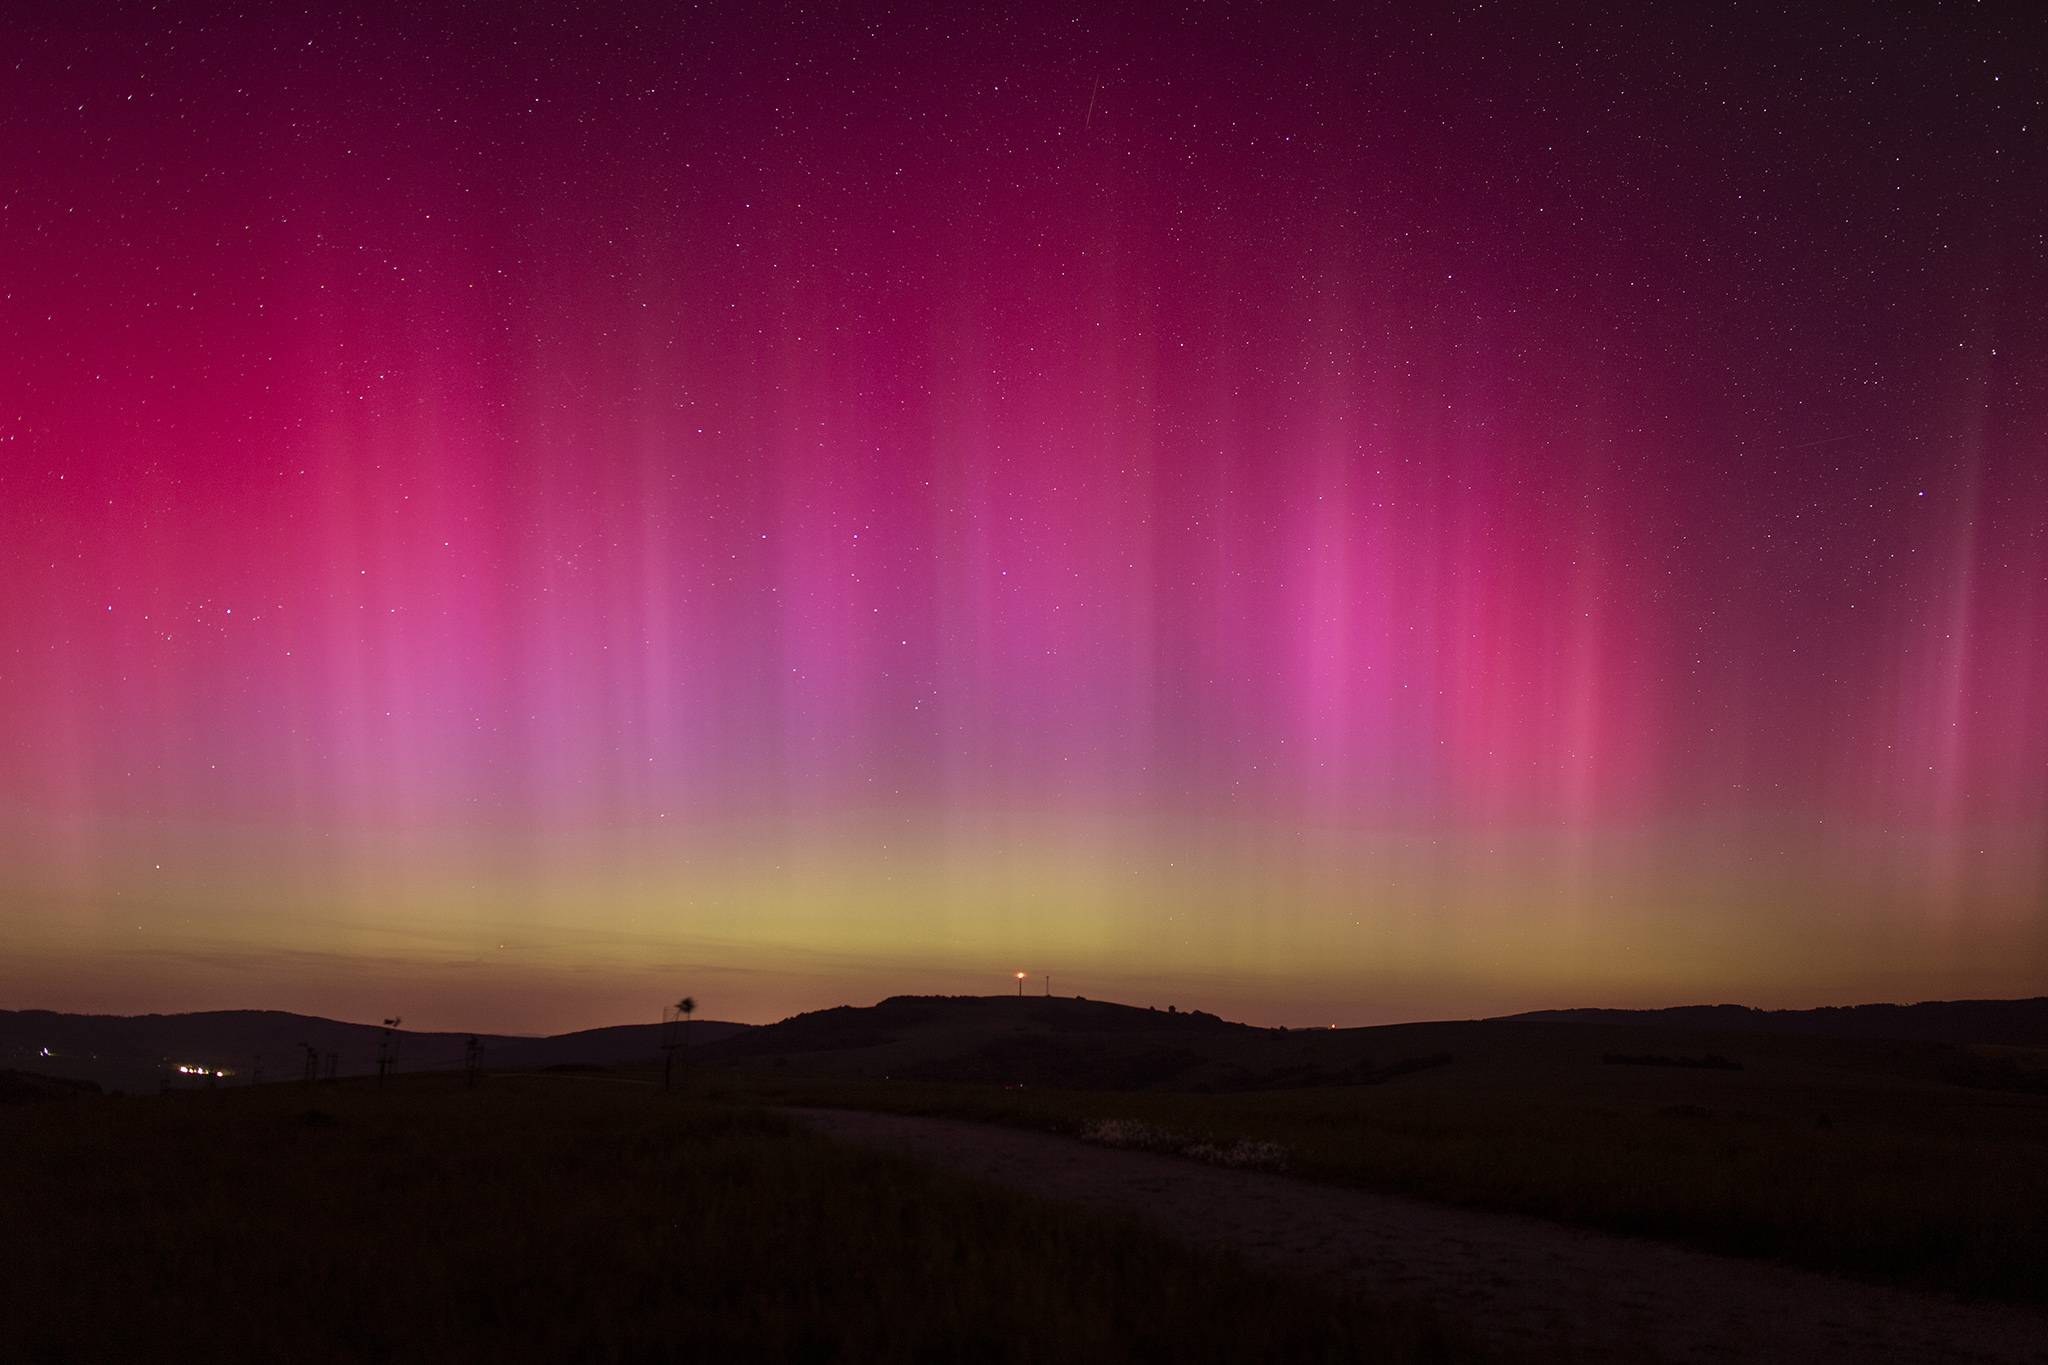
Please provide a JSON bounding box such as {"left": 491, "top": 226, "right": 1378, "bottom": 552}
{"left": 2, "top": 1, "right": 2043, "bottom": 1032}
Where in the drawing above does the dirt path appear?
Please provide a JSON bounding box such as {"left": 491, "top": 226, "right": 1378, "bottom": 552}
{"left": 789, "top": 1107, "right": 2048, "bottom": 1365}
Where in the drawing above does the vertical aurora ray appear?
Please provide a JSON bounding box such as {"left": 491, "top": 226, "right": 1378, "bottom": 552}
{"left": 1, "top": 2, "right": 2042, "bottom": 1030}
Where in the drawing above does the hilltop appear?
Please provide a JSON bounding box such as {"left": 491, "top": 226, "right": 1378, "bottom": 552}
{"left": 695, "top": 994, "right": 1451, "bottom": 1091}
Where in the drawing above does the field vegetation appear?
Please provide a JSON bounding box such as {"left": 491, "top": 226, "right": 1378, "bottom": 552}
{"left": 0, "top": 1073, "right": 1478, "bottom": 1364}
{"left": 691, "top": 1004, "right": 2048, "bottom": 1307}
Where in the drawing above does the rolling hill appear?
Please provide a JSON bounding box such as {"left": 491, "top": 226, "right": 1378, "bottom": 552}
{"left": 14, "top": 992, "right": 2048, "bottom": 1099}
{"left": 693, "top": 994, "right": 1452, "bottom": 1091}
{"left": 0, "top": 1008, "right": 752, "bottom": 1094}
{"left": 1504, "top": 998, "right": 2048, "bottom": 1045}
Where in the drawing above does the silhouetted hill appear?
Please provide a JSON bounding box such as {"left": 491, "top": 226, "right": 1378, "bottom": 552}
{"left": 0, "top": 1009, "right": 752, "bottom": 1092}
{"left": 24, "top": 994, "right": 2048, "bottom": 1098}
{"left": 696, "top": 995, "right": 1453, "bottom": 1092}
{"left": 694, "top": 993, "right": 2048, "bottom": 1096}
{"left": 1503, "top": 998, "right": 2048, "bottom": 1046}
{"left": 709, "top": 995, "right": 1249, "bottom": 1059}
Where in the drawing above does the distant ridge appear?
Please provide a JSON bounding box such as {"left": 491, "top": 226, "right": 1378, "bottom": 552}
{"left": 692, "top": 994, "right": 1458, "bottom": 1092}
{"left": 0, "top": 1009, "right": 753, "bottom": 1092}
{"left": 703, "top": 994, "right": 1250, "bottom": 1063}
{"left": 1504, "top": 998, "right": 2048, "bottom": 1046}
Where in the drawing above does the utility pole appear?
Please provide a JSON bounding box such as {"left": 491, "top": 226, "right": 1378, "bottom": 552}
{"left": 464, "top": 1036, "right": 483, "bottom": 1089}
{"left": 377, "top": 1018, "right": 402, "bottom": 1090}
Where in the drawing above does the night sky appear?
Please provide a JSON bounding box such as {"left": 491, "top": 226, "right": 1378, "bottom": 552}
{"left": 4, "top": 1, "right": 2043, "bottom": 1032}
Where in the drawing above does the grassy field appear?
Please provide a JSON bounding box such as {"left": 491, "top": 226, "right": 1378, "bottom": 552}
{"left": 0, "top": 1074, "right": 1481, "bottom": 1364}
{"left": 697, "top": 1015, "right": 2048, "bottom": 1307}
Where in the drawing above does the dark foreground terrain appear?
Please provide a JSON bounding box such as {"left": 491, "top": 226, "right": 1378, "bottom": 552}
{"left": 0, "top": 1008, "right": 753, "bottom": 1093}
{"left": 17, "top": 990, "right": 2048, "bottom": 1339}
{"left": 0, "top": 1073, "right": 1475, "bottom": 1365}
{"left": 794, "top": 1107, "right": 2048, "bottom": 1365}
{"left": 692, "top": 996, "right": 2048, "bottom": 1307}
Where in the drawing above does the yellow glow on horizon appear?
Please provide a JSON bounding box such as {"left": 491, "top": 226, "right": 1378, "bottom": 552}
{"left": 2, "top": 810, "right": 2041, "bottom": 1033}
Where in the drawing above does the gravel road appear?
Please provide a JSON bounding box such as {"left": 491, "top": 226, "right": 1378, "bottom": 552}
{"left": 789, "top": 1106, "right": 2048, "bottom": 1365}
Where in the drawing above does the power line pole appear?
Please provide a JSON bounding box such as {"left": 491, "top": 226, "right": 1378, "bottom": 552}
{"left": 377, "top": 1018, "right": 402, "bottom": 1090}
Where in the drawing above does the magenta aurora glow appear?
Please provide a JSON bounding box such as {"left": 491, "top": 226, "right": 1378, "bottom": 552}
{"left": 2, "top": 2, "right": 2043, "bottom": 1032}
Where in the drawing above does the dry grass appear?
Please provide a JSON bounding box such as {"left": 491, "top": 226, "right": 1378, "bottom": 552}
{"left": 0, "top": 1076, "right": 1480, "bottom": 1364}
{"left": 712, "top": 1058, "right": 2048, "bottom": 1307}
